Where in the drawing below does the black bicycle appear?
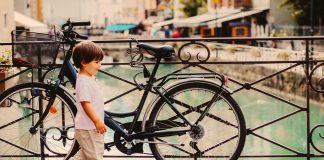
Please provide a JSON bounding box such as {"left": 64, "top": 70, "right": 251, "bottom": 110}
{"left": 0, "top": 20, "right": 246, "bottom": 160}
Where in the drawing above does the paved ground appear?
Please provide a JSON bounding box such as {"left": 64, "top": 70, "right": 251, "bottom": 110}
{"left": 103, "top": 148, "right": 154, "bottom": 160}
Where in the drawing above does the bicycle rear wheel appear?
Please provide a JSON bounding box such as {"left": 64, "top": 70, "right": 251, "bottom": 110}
{"left": 0, "top": 83, "right": 78, "bottom": 159}
{"left": 148, "top": 81, "right": 246, "bottom": 160}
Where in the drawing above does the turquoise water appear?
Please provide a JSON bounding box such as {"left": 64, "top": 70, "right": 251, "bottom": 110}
{"left": 97, "top": 63, "right": 324, "bottom": 159}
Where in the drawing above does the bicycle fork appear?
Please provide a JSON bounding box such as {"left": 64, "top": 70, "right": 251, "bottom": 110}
{"left": 29, "top": 79, "right": 61, "bottom": 134}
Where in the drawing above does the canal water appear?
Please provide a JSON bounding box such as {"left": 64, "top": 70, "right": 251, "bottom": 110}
{"left": 97, "top": 61, "right": 324, "bottom": 159}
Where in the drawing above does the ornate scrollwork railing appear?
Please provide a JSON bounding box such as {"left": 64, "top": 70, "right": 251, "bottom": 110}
{"left": 1, "top": 37, "right": 324, "bottom": 159}
{"left": 310, "top": 62, "right": 324, "bottom": 93}
{"left": 309, "top": 62, "right": 324, "bottom": 154}
{"left": 177, "top": 42, "right": 210, "bottom": 63}
{"left": 310, "top": 124, "right": 324, "bottom": 154}
{"left": 43, "top": 126, "right": 74, "bottom": 155}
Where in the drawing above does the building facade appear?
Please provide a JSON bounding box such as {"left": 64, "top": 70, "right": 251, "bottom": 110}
{"left": 0, "top": 0, "right": 15, "bottom": 44}
{"left": 107, "top": 0, "right": 156, "bottom": 24}
{"left": 41, "top": 0, "right": 156, "bottom": 27}
{"left": 42, "top": 0, "right": 100, "bottom": 26}
{"left": 14, "top": 0, "right": 43, "bottom": 21}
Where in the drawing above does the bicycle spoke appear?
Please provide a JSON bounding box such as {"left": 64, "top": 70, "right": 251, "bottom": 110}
{"left": 203, "top": 134, "right": 238, "bottom": 154}
{"left": 0, "top": 131, "right": 38, "bottom": 155}
{"left": 155, "top": 120, "right": 186, "bottom": 130}
{"left": 7, "top": 97, "right": 22, "bottom": 105}
{"left": 0, "top": 111, "right": 38, "bottom": 130}
{"left": 170, "top": 98, "right": 238, "bottom": 128}
{"left": 166, "top": 98, "right": 208, "bottom": 122}
{"left": 155, "top": 137, "right": 192, "bottom": 155}
{"left": 195, "top": 90, "right": 224, "bottom": 125}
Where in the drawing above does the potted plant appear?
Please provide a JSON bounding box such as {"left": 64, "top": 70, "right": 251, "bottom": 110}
{"left": 0, "top": 49, "right": 15, "bottom": 107}
{"left": 0, "top": 49, "right": 14, "bottom": 92}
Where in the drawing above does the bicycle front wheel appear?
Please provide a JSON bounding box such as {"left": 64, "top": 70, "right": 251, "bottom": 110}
{"left": 0, "top": 83, "right": 77, "bottom": 159}
{"left": 148, "top": 81, "right": 246, "bottom": 160}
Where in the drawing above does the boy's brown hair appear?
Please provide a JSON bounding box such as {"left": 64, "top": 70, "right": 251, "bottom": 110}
{"left": 72, "top": 41, "right": 104, "bottom": 68}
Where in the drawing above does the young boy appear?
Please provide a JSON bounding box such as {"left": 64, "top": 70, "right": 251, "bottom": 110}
{"left": 72, "top": 40, "right": 107, "bottom": 160}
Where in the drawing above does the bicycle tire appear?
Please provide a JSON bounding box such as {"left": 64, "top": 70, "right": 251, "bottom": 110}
{"left": 148, "top": 81, "right": 246, "bottom": 160}
{"left": 0, "top": 82, "right": 78, "bottom": 159}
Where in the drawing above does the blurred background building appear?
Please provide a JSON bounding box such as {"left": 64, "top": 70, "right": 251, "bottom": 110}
{"left": 0, "top": 0, "right": 323, "bottom": 40}
{"left": 0, "top": 0, "right": 15, "bottom": 49}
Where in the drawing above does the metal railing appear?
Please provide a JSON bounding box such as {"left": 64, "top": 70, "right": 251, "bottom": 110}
{"left": 0, "top": 36, "right": 324, "bottom": 159}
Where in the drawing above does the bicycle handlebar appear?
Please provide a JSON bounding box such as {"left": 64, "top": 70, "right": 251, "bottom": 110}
{"left": 61, "top": 20, "right": 91, "bottom": 30}
{"left": 71, "top": 21, "right": 91, "bottom": 27}
{"left": 61, "top": 19, "right": 90, "bottom": 42}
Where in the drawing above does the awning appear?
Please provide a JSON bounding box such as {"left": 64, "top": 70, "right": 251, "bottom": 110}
{"left": 173, "top": 11, "right": 239, "bottom": 28}
{"left": 152, "top": 19, "right": 176, "bottom": 29}
{"left": 106, "top": 24, "right": 137, "bottom": 31}
{"left": 208, "top": 8, "right": 269, "bottom": 28}
{"left": 14, "top": 11, "right": 48, "bottom": 32}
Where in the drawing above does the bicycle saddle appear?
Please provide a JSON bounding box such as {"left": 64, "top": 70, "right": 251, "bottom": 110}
{"left": 137, "top": 43, "right": 175, "bottom": 58}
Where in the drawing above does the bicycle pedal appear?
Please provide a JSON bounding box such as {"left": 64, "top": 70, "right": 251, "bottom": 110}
{"left": 104, "top": 144, "right": 111, "bottom": 151}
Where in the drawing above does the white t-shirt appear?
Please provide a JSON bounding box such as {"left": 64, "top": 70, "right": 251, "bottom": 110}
{"left": 75, "top": 74, "right": 104, "bottom": 130}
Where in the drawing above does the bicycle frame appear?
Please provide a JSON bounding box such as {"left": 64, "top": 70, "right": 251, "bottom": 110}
{"left": 30, "top": 31, "right": 224, "bottom": 148}
{"left": 103, "top": 55, "right": 196, "bottom": 142}
{"left": 30, "top": 40, "right": 195, "bottom": 143}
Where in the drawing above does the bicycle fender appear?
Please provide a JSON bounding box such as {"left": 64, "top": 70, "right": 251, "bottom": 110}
{"left": 141, "top": 78, "right": 232, "bottom": 131}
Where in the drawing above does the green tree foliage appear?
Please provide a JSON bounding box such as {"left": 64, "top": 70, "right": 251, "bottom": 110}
{"left": 280, "top": 0, "right": 324, "bottom": 26}
{"left": 179, "top": 0, "right": 207, "bottom": 18}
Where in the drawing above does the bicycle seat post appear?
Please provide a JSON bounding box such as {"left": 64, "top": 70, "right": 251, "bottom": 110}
{"left": 129, "top": 56, "right": 162, "bottom": 133}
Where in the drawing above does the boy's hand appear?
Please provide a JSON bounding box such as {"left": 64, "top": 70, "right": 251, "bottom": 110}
{"left": 95, "top": 120, "right": 107, "bottom": 134}
{"left": 80, "top": 102, "right": 107, "bottom": 134}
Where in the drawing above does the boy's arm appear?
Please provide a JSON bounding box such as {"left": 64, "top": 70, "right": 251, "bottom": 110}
{"left": 81, "top": 101, "right": 107, "bottom": 134}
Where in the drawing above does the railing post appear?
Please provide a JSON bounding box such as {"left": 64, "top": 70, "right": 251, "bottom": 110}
{"left": 305, "top": 40, "right": 311, "bottom": 160}
{"left": 2, "top": 37, "right": 324, "bottom": 159}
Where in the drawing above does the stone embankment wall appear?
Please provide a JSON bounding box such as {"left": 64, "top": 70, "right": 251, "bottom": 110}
{"left": 102, "top": 42, "right": 324, "bottom": 103}
{"left": 176, "top": 42, "right": 324, "bottom": 103}
{"left": 215, "top": 64, "right": 324, "bottom": 103}
{"left": 210, "top": 44, "right": 324, "bottom": 103}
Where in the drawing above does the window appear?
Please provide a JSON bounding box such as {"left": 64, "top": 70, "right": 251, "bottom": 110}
{"left": 235, "top": 28, "right": 245, "bottom": 36}
{"left": 232, "top": 26, "right": 249, "bottom": 37}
